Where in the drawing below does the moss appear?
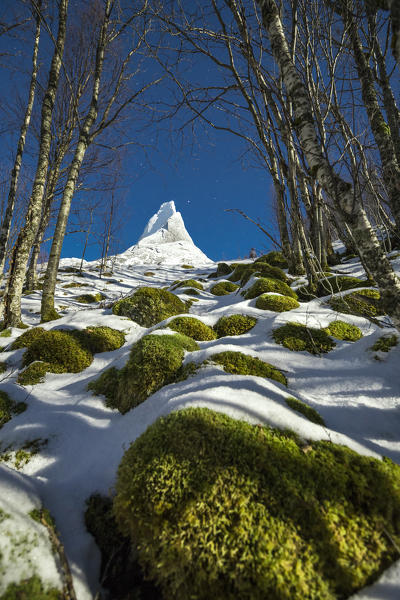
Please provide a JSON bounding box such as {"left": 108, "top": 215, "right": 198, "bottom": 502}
{"left": 0, "top": 391, "right": 27, "bottom": 428}
{"left": 210, "top": 281, "right": 239, "bottom": 296}
{"left": 240, "top": 263, "right": 288, "bottom": 286}
{"left": 144, "top": 271, "right": 155, "bottom": 276}
{"left": 112, "top": 287, "right": 187, "bottom": 328}
{"left": 285, "top": 397, "right": 325, "bottom": 425}
{"left": 329, "top": 289, "right": 383, "bottom": 319}
{"left": 114, "top": 407, "right": 400, "bottom": 600}
{"left": 17, "top": 362, "right": 59, "bottom": 385}
{"left": 297, "top": 275, "right": 371, "bottom": 301}
{"left": 11, "top": 327, "right": 46, "bottom": 350}
{"left": 183, "top": 288, "right": 200, "bottom": 296}
{"left": 273, "top": 322, "right": 336, "bottom": 355}
{"left": 0, "top": 362, "right": 7, "bottom": 374}
{"left": 90, "top": 334, "right": 199, "bottom": 414}
{"left": 228, "top": 263, "right": 252, "bottom": 282}
{"left": 0, "top": 438, "right": 48, "bottom": 470}
{"left": 324, "top": 321, "right": 362, "bottom": 342}
{"left": 0, "top": 329, "right": 11, "bottom": 338}
{"left": 245, "top": 277, "right": 297, "bottom": 300}
{"left": 370, "top": 334, "right": 399, "bottom": 352}
{"left": 29, "top": 507, "right": 56, "bottom": 530}
{"left": 255, "top": 294, "right": 300, "bottom": 312}
{"left": 0, "top": 575, "right": 62, "bottom": 599}
{"left": 181, "top": 264, "right": 194, "bottom": 269}
{"left": 22, "top": 330, "right": 93, "bottom": 373}
{"left": 172, "top": 279, "right": 204, "bottom": 291}
{"left": 74, "top": 326, "right": 125, "bottom": 354}
{"left": 62, "top": 282, "right": 86, "bottom": 288}
{"left": 41, "top": 308, "right": 61, "bottom": 323}
{"left": 75, "top": 292, "right": 105, "bottom": 304}
{"left": 216, "top": 262, "right": 234, "bottom": 276}
{"left": 214, "top": 314, "right": 257, "bottom": 338}
{"left": 60, "top": 266, "right": 80, "bottom": 273}
{"left": 209, "top": 351, "right": 286, "bottom": 385}
{"left": 167, "top": 317, "right": 217, "bottom": 341}
{"left": 254, "top": 250, "right": 288, "bottom": 268}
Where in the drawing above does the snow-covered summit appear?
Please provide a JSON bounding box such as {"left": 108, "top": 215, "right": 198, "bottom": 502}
{"left": 117, "top": 201, "right": 212, "bottom": 266}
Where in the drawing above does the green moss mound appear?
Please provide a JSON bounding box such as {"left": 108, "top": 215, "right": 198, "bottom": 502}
{"left": 0, "top": 576, "right": 62, "bottom": 600}
{"left": 89, "top": 334, "right": 199, "bottom": 414}
{"left": 0, "top": 391, "right": 27, "bottom": 428}
{"left": 214, "top": 314, "right": 257, "bottom": 338}
{"left": 41, "top": 308, "right": 61, "bottom": 323}
{"left": 240, "top": 263, "right": 288, "bottom": 286}
{"left": 245, "top": 277, "right": 297, "bottom": 300}
{"left": 0, "top": 329, "right": 11, "bottom": 338}
{"left": 22, "top": 330, "right": 93, "bottom": 373}
{"left": 114, "top": 407, "right": 400, "bottom": 600}
{"left": 11, "top": 327, "right": 45, "bottom": 350}
{"left": 329, "top": 289, "right": 383, "bottom": 319}
{"left": 172, "top": 279, "right": 203, "bottom": 291}
{"left": 181, "top": 264, "right": 194, "bottom": 269}
{"left": 298, "top": 276, "right": 371, "bottom": 301}
{"left": 75, "top": 326, "right": 125, "bottom": 354}
{"left": 112, "top": 287, "right": 187, "bottom": 327}
{"left": 63, "top": 282, "right": 86, "bottom": 288}
{"left": 254, "top": 250, "right": 288, "bottom": 268}
{"left": 167, "top": 317, "right": 217, "bottom": 341}
{"left": 325, "top": 321, "right": 362, "bottom": 342}
{"left": 210, "top": 351, "right": 286, "bottom": 385}
{"left": 255, "top": 294, "right": 300, "bottom": 312}
{"left": 285, "top": 397, "right": 325, "bottom": 425}
{"left": 370, "top": 334, "right": 399, "bottom": 352}
{"left": 228, "top": 263, "right": 252, "bottom": 282}
{"left": 75, "top": 292, "right": 105, "bottom": 304}
{"left": 210, "top": 281, "right": 239, "bottom": 296}
{"left": 273, "top": 322, "right": 336, "bottom": 354}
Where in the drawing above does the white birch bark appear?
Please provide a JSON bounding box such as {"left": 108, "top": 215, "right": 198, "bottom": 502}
{"left": 3, "top": 0, "right": 68, "bottom": 327}
{"left": 255, "top": 0, "right": 400, "bottom": 329}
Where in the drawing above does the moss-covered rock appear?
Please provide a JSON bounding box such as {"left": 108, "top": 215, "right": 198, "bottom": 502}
{"left": 17, "top": 362, "right": 62, "bottom": 385}
{"left": 210, "top": 281, "right": 239, "bottom": 296}
{"left": 255, "top": 294, "right": 300, "bottom": 312}
{"left": 216, "top": 262, "right": 234, "bottom": 276}
{"left": 254, "top": 250, "right": 288, "bottom": 268}
{"left": 209, "top": 351, "right": 286, "bottom": 385}
{"left": 273, "top": 322, "right": 336, "bottom": 354}
{"left": 0, "top": 575, "right": 62, "bottom": 600}
{"left": 144, "top": 271, "right": 155, "bottom": 277}
{"left": 328, "top": 289, "right": 383, "bottom": 319}
{"left": 324, "top": 321, "right": 362, "bottom": 342}
{"left": 23, "top": 330, "right": 93, "bottom": 373}
{"left": 370, "top": 334, "right": 398, "bottom": 352}
{"left": 11, "top": 327, "right": 46, "bottom": 350}
{"left": 0, "top": 391, "right": 27, "bottom": 429}
{"left": 285, "top": 397, "right": 325, "bottom": 425}
{"left": 112, "top": 287, "right": 187, "bottom": 328}
{"left": 245, "top": 277, "right": 297, "bottom": 300}
{"left": 41, "top": 308, "right": 61, "bottom": 323}
{"left": 167, "top": 317, "right": 217, "bottom": 341}
{"left": 214, "top": 314, "right": 257, "bottom": 338}
{"left": 298, "top": 275, "right": 372, "bottom": 301}
{"left": 114, "top": 407, "right": 400, "bottom": 600}
{"left": 228, "top": 263, "right": 252, "bottom": 282}
{"left": 75, "top": 292, "right": 105, "bottom": 304}
{"left": 89, "top": 333, "right": 198, "bottom": 414}
{"left": 181, "top": 264, "right": 194, "bottom": 269}
{"left": 74, "top": 326, "right": 125, "bottom": 354}
{"left": 240, "top": 263, "right": 288, "bottom": 286}
{"left": 62, "top": 282, "right": 86, "bottom": 288}
{"left": 172, "top": 279, "right": 203, "bottom": 291}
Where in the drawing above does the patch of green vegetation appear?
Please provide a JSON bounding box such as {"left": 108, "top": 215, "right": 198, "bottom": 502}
{"left": 273, "top": 322, "right": 336, "bottom": 355}
{"left": 181, "top": 264, "right": 194, "bottom": 269}
{"left": 41, "top": 308, "right": 61, "bottom": 323}
{"left": 324, "top": 321, "right": 362, "bottom": 342}
{"left": 62, "top": 282, "right": 86, "bottom": 288}
{"left": 255, "top": 294, "right": 300, "bottom": 312}
{"left": 0, "top": 329, "right": 11, "bottom": 338}
{"left": 214, "top": 314, "right": 257, "bottom": 338}
{"left": 114, "top": 407, "right": 400, "bottom": 600}
{"left": 254, "top": 250, "right": 288, "bottom": 268}
{"left": 240, "top": 263, "right": 289, "bottom": 286}
{"left": 75, "top": 292, "right": 105, "bottom": 304}
{"left": 0, "top": 362, "right": 7, "bottom": 374}
{"left": 23, "top": 330, "right": 93, "bottom": 373}
{"left": 112, "top": 287, "right": 187, "bottom": 328}
{"left": 74, "top": 326, "right": 125, "bottom": 354}
{"left": 370, "top": 334, "right": 399, "bottom": 353}
{"left": 0, "top": 575, "right": 62, "bottom": 600}
{"left": 29, "top": 507, "right": 56, "bottom": 530}
{"left": 17, "top": 362, "right": 62, "bottom": 385}
{"left": 144, "top": 271, "right": 155, "bottom": 276}
{"left": 209, "top": 351, "right": 286, "bottom": 385}
{"left": 0, "top": 438, "right": 48, "bottom": 470}
{"left": 0, "top": 391, "right": 27, "bottom": 429}
{"left": 11, "top": 327, "right": 46, "bottom": 350}
{"left": 244, "top": 277, "right": 297, "bottom": 300}
{"left": 285, "top": 397, "right": 325, "bottom": 425}
{"left": 210, "top": 281, "right": 239, "bottom": 296}
{"left": 215, "top": 262, "right": 234, "bottom": 277}
{"left": 60, "top": 266, "right": 80, "bottom": 273}
{"left": 183, "top": 288, "right": 200, "bottom": 296}
{"left": 172, "top": 279, "right": 204, "bottom": 291}
{"left": 89, "top": 333, "right": 199, "bottom": 414}
{"left": 329, "top": 289, "right": 383, "bottom": 319}
{"left": 228, "top": 263, "right": 252, "bottom": 282}
{"left": 167, "top": 317, "right": 217, "bottom": 341}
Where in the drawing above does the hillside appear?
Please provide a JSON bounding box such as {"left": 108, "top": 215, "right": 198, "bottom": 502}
{"left": 1, "top": 235, "right": 400, "bottom": 598}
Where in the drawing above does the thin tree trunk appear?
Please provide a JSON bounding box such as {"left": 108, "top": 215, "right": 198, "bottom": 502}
{"left": 79, "top": 209, "right": 93, "bottom": 274}
{"left": 0, "top": 3, "right": 41, "bottom": 278}
{"left": 255, "top": 0, "right": 400, "bottom": 329}
{"left": 41, "top": 0, "right": 111, "bottom": 321}
{"left": 3, "top": 0, "right": 68, "bottom": 327}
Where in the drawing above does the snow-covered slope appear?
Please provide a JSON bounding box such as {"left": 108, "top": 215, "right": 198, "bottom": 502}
{"left": 116, "top": 201, "right": 212, "bottom": 266}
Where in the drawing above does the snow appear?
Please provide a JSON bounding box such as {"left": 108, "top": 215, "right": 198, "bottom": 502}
{"left": 1, "top": 207, "right": 400, "bottom": 598}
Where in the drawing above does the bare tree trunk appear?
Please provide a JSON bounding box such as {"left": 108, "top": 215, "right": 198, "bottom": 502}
{"left": 0, "top": 2, "right": 41, "bottom": 278}
{"left": 3, "top": 0, "right": 68, "bottom": 327}
{"left": 255, "top": 0, "right": 400, "bottom": 329}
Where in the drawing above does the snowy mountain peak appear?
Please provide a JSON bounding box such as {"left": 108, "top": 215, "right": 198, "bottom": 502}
{"left": 138, "top": 201, "right": 194, "bottom": 245}
{"left": 139, "top": 201, "right": 176, "bottom": 241}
